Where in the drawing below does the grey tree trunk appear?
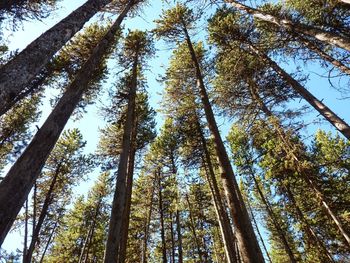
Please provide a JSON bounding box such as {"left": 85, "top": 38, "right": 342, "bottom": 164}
{"left": 104, "top": 43, "right": 139, "bottom": 263}
{"left": 0, "top": 3, "right": 132, "bottom": 246}
{"left": 176, "top": 210, "right": 183, "bottom": 263}
{"left": 0, "top": 0, "right": 114, "bottom": 116}
{"left": 182, "top": 24, "right": 265, "bottom": 263}
{"left": 227, "top": 0, "right": 350, "bottom": 52}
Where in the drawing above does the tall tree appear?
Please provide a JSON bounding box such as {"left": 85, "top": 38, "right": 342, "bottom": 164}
{"left": 154, "top": 5, "right": 264, "bottom": 262}
{"left": 0, "top": 1, "right": 137, "bottom": 246}
{"left": 0, "top": 0, "right": 121, "bottom": 115}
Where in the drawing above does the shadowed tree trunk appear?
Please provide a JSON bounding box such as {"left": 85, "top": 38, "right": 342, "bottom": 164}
{"left": 157, "top": 169, "right": 167, "bottom": 263}
{"left": 226, "top": 0, "right": 350, "bottom": 52}
{"left": 38, "top": 220, "right": 58, "bottom": 263}
{"left": 181, "top": 22, "right": 264, "bottom": 263}
{"left": 0, "top": 2, "right": 133, "bottom": 247}
{"left": 0, "top": 0, "right": 117, "bottom": 116}
{"left": 176, "top": 209, "right": 183, "bottom": 263}
{"left": 104, "top": 40, "right": 139, "bottom": 263}
{"left": 142, "top": 178, "right": 155, "bottom": 263}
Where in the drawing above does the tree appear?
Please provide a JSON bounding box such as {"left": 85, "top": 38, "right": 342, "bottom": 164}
{"left": 154, "top": 4, "right": 264, "bottom": 262}
{"left": 0, "top": 0, "right": 120, "bottom": 115}
{"left": 0, "top": 1, "right": 136, "bottom": 246}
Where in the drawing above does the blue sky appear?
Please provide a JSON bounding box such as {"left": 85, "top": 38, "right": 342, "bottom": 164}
{"left": 1, "top": 0, "right": 350, "bottom": 256}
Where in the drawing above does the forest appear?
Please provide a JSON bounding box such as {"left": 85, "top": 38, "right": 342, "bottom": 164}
{"left": 0, "top": 0, "right": 349, "bottom": 262}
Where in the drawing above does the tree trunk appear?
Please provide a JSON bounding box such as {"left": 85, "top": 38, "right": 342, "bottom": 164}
{"left": 118, "top": 145, "right": 137, "bottom": 263}
{"left": 0, "top": 0, "right": 115, "bottom": 116}
{"left": 185, "top": 194, "right": 204, "bottom": 263}
{"left": 0, "top": 3, "right": 133, "bottom": 247}
{"left": 246, "top": 41, "right": 350, "bottom": 140}
{"left": 23, "top": 198, "right": 29, "bottom": 263}
{"left": 226, "top": 0, "right": 350, "bottom": 52}
{"left": 157, "top": 170, "right": 167, "bottom": 263}
{"left": 245, "top": 196, "right": 273, "bottom": 263}
{"left": 197, "top": 118, "right": 237, "bottom": 263}
{"left": 104, "top": 40, "right": 139, "bottom": 263}
{"left": 170, "top": 217, "right": 176, "bottom": 263}
{"left": 24, "top": 163, "right": 62, "bottom": 263}
{"left": 296, "top": 34, "right": 350, "bottom": 76}
{"left": 38, "top": 220, "right": 58, "bottom": 263}
{"left": 182, "top": 24, "right": 264, "bottom": 263}
{"left": 176, "top": 210, "right": 183, "bottom": 263}
{"left": 142, "top": 178, "right": 156, "bottom": 263}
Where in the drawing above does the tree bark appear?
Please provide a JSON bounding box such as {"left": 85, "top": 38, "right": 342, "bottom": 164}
{"left": 170, "top": 217, "right": 176, "bottom": 263}
{"left": 24, "top": 163, "right": 62, "bottom": 263}
{"left": 226, "top": 0, "right": 350, "bottom": 52}
{"left": 104, "top": 39, "right": 139, "bottom": 263}
{"left": 0, "top": 0, "right": 116, "bottom": 116}
{"left": 23, "top": 198, "right": 29, "bottom": 263}
{"left": 0, "top": 3, "right": 133, "bottom": 247}
{"left": 182, "top": 24, "right": 264, "bottom": 263}
{"left": 142, "top": 178, "right": 155, "bottom": 263}
{"left": 246, "top": 41, "right": 350, "bottom": 140}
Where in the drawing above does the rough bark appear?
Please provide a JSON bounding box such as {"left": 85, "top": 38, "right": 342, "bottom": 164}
{"left": 24, "top": 163, "right": 62, "bottom": 263}
{"left": 182, "top": 24, "right": 264, "bottom": 263}
{"left": 226, "top": 0, "right": 350, "bottom": 52}
{"left": 0, "top": 3, "right": 132, "bottom": 246}
{"left": 246, "top": 42, "right": 350, "bottom": 140}
{"left": 0, "top": 0, "right": 114, "bottom": 116}
{"left": 104, "top": 40, "right": 139, "bottom": 263}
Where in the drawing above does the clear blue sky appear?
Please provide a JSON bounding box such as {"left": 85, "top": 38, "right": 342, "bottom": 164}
{"left": 1, "top": 0, "right": 349, "bottom": 255}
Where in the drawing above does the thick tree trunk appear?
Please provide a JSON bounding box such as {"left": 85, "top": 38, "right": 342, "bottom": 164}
{"left": 176, "top": 210, "right": 183, "bottom": 263}
{"left": 185, "top": 194, "right": 204, "bottom": 263}
{"left": 24, "top": 163, "right": 62, "bottom": 263}
{"left": 226, "top": 0, "right": 350, "bottom": 52}
{"left": 246, "top": 42, "right": 350, "bottom": 140}
{"left": 157, "top": 170, "right": 168, "bottom": 263}
{"left": 182, "top": 25, "right": 264, "bottom": 263}
{"left": 0, "top": 0, "right": 116, "bottom": 116}
{"left": 104, "top": 41, "right": 139, "bottom": 263}
{"left": 0, "top": 3, "right": 132, "bottom": 247}
{"left": 118, "top": 145, "right": 136, "bottom": 263}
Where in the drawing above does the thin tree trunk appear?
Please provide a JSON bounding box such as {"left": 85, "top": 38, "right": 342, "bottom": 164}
{"left": 170, "top": 217, "right": 176, "bottom": 263}
{"left": 0, "top": 3, "right": 133, "bottom": 247}
{"left": 246, "top": 41, "right": 350, "bottom": 140}
{"left": 0, "top": 0, "right": 116, "bottom": 116}
{"left": 176, "top": 210, "right": 183, "bottom": 263}
{"left": 197, "top": 118, "right": 237, "bottom": 263}
{"left": 118, "top": 145, "right": 136, "bottom": 263}
{"left": 185, "top": 194, "right": 204, "bottom": 263}
{"left": 296, "top": 34, "right": 350, "bottom": 76}
{"left": 182, "top": 24, "right": 264, "bottom": 263}
{"left": 23, "top": 198, "right": 29, "bottom": 263}
{"left": 142, "top": 178, "right": 156, "bottom": 263}
{"left": 157, "top": 170, "right": 167, "bottom": 263}
{"left": 245, "top": 197, "right": 273, "bottom": 263}
{"left": 38, "top": 220, "right": 58, "bottom": 263}
{"left": 226, "top": 0, "right": 350, "bottom": 52}
{"left": 248, "top": 80, "right": 337, "bottom": 261}
{"left": 104, "top": 39, "right": 139, "bottom": 263}
{"left": 24, "top": 163, "right": 62, "bottom": 263}
{"left": 32, "top": 183, "right": 37, "bottom": 240}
